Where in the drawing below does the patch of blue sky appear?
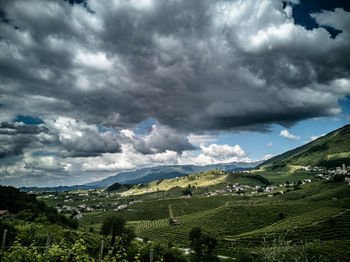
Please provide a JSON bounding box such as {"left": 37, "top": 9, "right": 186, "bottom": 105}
{"left": 133, "top": 118, "right": 157, "bottom": 135}
{"left": 14, "top": 115, "right": 44, "bottom": 125}
{"left": 97, "top": 125, "right": 120, "bottom": 134}
{"left": 32, "top": 151, "right": 57, "bottom": 156}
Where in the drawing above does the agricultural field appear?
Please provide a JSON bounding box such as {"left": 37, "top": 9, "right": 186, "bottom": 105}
{"left": 35, "top": 168, "right": 350, "bottom": 261}
{"left": 253, "top": 169, "right": 315, "bottom": 185}
{"left": 129, "top": 181, "right": 350, "bottom": 259}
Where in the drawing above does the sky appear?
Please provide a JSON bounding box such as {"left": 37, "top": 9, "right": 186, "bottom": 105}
{"left": 0, "top": 0, "right": 350, "bottom": 187}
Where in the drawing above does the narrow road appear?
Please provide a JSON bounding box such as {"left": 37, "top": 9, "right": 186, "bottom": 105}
{"left": 169, "top": 204, "right": 174, "bottom": 218}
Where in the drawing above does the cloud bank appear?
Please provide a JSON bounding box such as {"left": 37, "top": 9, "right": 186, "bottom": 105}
{"left": 0, "top": 0, "right": 350, "bottom": 185}
{"left": 1, "top": 0, "right": 349, "bottom": 131}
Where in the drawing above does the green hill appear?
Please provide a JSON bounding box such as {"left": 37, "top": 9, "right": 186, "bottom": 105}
{"left": 111, "top": 170, "right": 270, "bottom": 196}
{"left": 132, "top": 181, "right": 350, "bottom": 259}
{"left": 84, "top": 162, "right": 260, "bottom": 187}
{"left": 0, "top": 185, "right": 78, "bottom": 229}
{"left": 106, "top": 182, "right": 133, "bottom": 192}
{"left": 258, "top": 124, "right": 350, "bottom": 171}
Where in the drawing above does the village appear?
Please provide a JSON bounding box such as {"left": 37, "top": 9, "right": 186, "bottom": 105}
{"left": 306, "top": 163, "right": 350, "bottom": 185}
{"left": 30, "top": 163, "right": 350, "bottom": 221}
{"left": 55, "top": 197, "right": 144, "bottom": 220}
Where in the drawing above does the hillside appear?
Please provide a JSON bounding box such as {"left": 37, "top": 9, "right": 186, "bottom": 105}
{"left": 106, "top": 183, "right": 133, "bottom": 192}
{"left": 0, "top": 185, "right": 77, "bottom": 229}
{"left": 129, "top": 180, "right": 350, "bottom": 260}
{"left": 107, "top": 170, "right": 270, "bottom": 195}
{"left": 258, "top": 124, "right": 350, "bottom": 171}
{"left": 85, "top": 161, "right": 261, "bottom": 187}
{"left": 35, "top": 164, "right": 350, "bottom": 261}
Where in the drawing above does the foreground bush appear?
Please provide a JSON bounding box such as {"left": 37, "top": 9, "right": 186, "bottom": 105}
{"left": 259, "top": 233, "right": 330, "bottom": 262}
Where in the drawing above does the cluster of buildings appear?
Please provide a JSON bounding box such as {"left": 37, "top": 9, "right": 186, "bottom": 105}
{"left": 331, "top": 164, "right": 349, "bottom": 175}
{"left": 56, "top": 198, "right": 145, "bottom": 219}
{"left": 202, "top": 178, "right": 316, "bottom": 198}
{"left": 204, "top": 184, "right": 279, "bottom": 197}
{"left": 56, "top": 200, "right": 122, "bottom": 218}
{"left": 56, "top": 204, "right": 103, "bottom": 219}
{"left": 113, "top": 200, "right": 143, "bottom": 211}
{"left": 315, "top": 163, "right": 349, "bottom": 183}
{"left": 300, "top": 164, "right": 349, "bottom": 175}
{"left": 298, "top": 166, "right": 325, "bottom": 172}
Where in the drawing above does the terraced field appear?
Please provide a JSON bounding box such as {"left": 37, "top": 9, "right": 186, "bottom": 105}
{"left": 121, "top": 195, "right": 234, "bottom": 221}
{"left": 131, "top": 181, "right": 350, "bottom": 259}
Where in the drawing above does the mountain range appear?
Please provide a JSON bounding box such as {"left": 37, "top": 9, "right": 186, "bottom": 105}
{"left": 84, "top": 161, "right": 261, "bottom": 186}
{"left": 19, "top": 161, "right": 260, "bottom": 192}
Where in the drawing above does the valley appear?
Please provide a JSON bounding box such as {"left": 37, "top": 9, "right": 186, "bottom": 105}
{"left": 2, "top": 124, "right": 350, "bottom": 261}
{"left": 33, "top": 164, "right": 350, "bottom": 260}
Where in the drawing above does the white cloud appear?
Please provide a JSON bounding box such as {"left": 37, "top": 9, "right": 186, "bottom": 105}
{"left": 261, "top": 154, "right": 275, "bottom": 161}
{"left": 0, "top": 123, "right": 254, "bottom": 186}
{"left": 304, "top": 133, "right": 326, "bottom": 143}
{"left": 200, "top": 144, "right": 247, "bottom": 160}
{"left": 267, "top": 142, "right": 273, "bottom": 147}
{"left": 187, "top": 134, "right": 218, "bottom": 145}
{"left": 80, "top": 145, "right": 179, "bottom": 172}
{"left": 120, "top": 129, "right": 135, "bottom": 138}
{"left": 75, "top": 51, "right": 113, "bottom": 71}
{"left": 279, "top": 130, "right": 300, "bottom": 140}
{"left": 47, "top": 117, "right": 122, "bottom": 157}
{"left": 131, "top": 125, "right": 195, "bottom": 154}
{"left": 178, "top": 151, "right": 252, "bottom": 166}
{"left": 311, "top": 8, "right": 350, "bottom": 32}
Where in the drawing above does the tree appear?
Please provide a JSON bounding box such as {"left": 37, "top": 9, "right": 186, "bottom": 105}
{"left": 181, "top": 188, "right": 192, "bottom": 196}
{"left": 189, "top": 227, "right": 218, "bottom": 262}
{"left": 189, "top": 227, "right": 203, "bottom": 261}
{"left": 293, "top": 184, "right": 300, "bottom": 191}
{"left": 101, "top": 214, "right": 126, "bottom": 246}
{"left": 333, "top": 174, "right": 345, "bottom": 183}
{"left": 163, "top": 248, "right": 188, "bottom": 262}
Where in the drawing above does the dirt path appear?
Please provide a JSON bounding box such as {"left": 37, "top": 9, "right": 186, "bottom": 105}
{"left": 181, "top": 206, "right": 185, "bottom": 215}
{"left": 168, "top": 204, "right": 174, "bottom": 218}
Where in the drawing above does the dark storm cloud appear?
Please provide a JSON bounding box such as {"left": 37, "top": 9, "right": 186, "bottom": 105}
{"left": 0, "top": 122, "right": 48, "bottom": 135}
{"left": 0, "top": 0, "right": 349, "bottom": 133}
{"left": 0, "top": 122, "right": 48, "bottom": 158}
{"left": 130, "top": 125, "right": 196, "bottom": 154}
{"left": 0, "top": 119, "right": 122, "bottom": 158}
